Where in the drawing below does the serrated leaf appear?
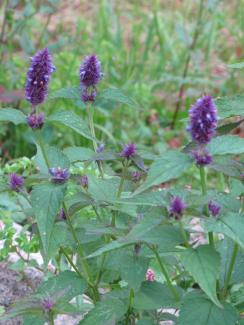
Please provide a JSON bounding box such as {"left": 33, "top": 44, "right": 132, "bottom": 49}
{"left": 34, "top": 143, "right": 70, "bottom": 173}
{"left": 217, "top": 119, "right": 244, "bottom": 135}
{"left": 210, "top": 157, "right": 243, "bottom": 178}
{"left": 63, "top": 146, "right": 116, "bottom": 163}
{"left": 134, "top": 281, "right": 182, "bottom": 310}
{"left": 180, "top": 245, "right": 221, "bottom": 307}
{"left": 97, "top": 87, "right": 137, "bottom": 107}
{"left": 179, "top": 291, "right": 238, "bottom": 325}
{"left": 48, "top": 110, "right": 93, "bottom": 141}
{"left": 79, "top": 298, "right": 126, "bottom": 325}
{"left": 31, "top": 183, "right": 66, "bottom": 260}
{"left": 108, "top": 250, "right": 149, "bottom": 290}
{"left": 205, "top": 213, "right": 244, "bottom": 248}
{"left": 0, "top": 108, "right": 26, "bottom": 125}
{"left": 134, "top": 151, "right": 192, "bottom": 194}
{"left": 216, "top": 95, "right": 244, "bottom": 119}
{"left": 207, "top": 135, "right": 244, "bottom": 155}
{"left": 38, "top": 271, "right": 86, "bottom": 301}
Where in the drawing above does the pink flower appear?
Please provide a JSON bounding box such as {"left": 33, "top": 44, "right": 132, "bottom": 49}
{"left": 146, "top": 268, "right": 155, "bottom": 282}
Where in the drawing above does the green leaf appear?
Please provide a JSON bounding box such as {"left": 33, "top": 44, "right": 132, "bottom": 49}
{"left": 207, "top": 135, "right": 244, "bottom": 155}
{"left": 227, "top": 62, "right": 244, "bottom": 69}
{"left": 205, "top": 213, "right": 244, "bottom": 248}
{"left": 217, "top": 119, "right": 244, "bottom": 135}
{"left": 48, "top": 110, "right": 93, "bottom": 141}
{"left": 23, "top": 315, "right": 45, "bottom": 325}
{"left": 34, "top": 144, "right": 70, "bottom": 173}
{"left": 217, "top": 238, "right": 244, "bottom": 286}
{"left": 48, "top": 86, "right": 80, "bottom": 100}
{"left": 31, "top": 183, "right": 66, "bottom": 259}
{"left": 136, "top": 318, "right": 155, "bottom": 325}
{"left": 38, "top": 271, "right": 86, "bottom": 301}
{"left": 0, "top": 108, "right": 26, "bottom": 125}
{"left": 63, "top": 146, "right": 95, "bottom": 162}
{"left": 108, "top": 250, "right": 149, "bottom": 290}
{"left": 97, "top": 87, "right": 137, "bottom": 107}
{"left": 179, "top": 291, "right": 238, "bottom": 325}
{"left": 134, "top": 281, "right": 182, "bottom": 310}
{"left": 210, "top": 157, "right": 243, "bottom": 178}
{"left": 134, "top": 151, "right": 192, "bottom": 194}
{"left": 79, "top": 298, "right": 126, "bottom": 325}
{"left": 180, "top": 245, "right": 221, "bottom": 307}
{"left": 216, "top": 95, "right": 244, "bottom": 119}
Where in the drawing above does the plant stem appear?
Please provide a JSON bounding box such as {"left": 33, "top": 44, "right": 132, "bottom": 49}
{"left": 60, "top": 246, "right": 83, "bottom": 279}
{"left": 179, "top": 220, "right": 189, "bottom": 247}
{"left": 36, "top": 131, "right": 50, "bottom": 169}
{"left": 111, "top": 160, "right": 129, "bottom": 227}
{"left": 199, "top": 166, "right": 214, "bottom": 247}
{"left": 170, "top": 0, "right": 204, "bottom": 129}
{"left": 48, "top": 311, "right": 55, "bottom": 325}
{"left": 222, "top": 243, "right": 239, "bottom": 297}
{"left": 125, "top": 288, "right": 134, "bottom": 325}
{"left": 87, "top": 103, "right": 104, "bottom": 178}
{"left": 153, "top": 248, "right": 180, "bottom": 301}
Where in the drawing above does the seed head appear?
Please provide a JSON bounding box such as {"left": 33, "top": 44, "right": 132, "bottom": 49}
{"left": 208, "top": 200, "right": 221, "bottom": 217}
{"left": 187, "top": 95, "right": 218, "bottom": 144}
{"left": 49, "top": 167, "right": 70, "bottom": 184}
{"left": 25, "top": 48, "right": 55, "bottom": 107}
{"left": 120, "top": 143, "right": 136, "bottom": 159}
{"left": 169, "top": 196, "right": 187, "bottom": 220}
{"left": 27, "top": 112, "right": 45, "bottom": 129}
{"left": 192, "top": 148, "right": 213, "bottom": 166}
{"left": 9, "top": 173, "right": 24, "bottom": 191}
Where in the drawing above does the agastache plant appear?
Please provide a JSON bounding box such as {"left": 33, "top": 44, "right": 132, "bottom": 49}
{"left": 1, "top": 49, "right": 244, "bottom": 325}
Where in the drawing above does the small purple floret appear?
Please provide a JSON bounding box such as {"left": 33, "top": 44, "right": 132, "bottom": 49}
{"left": 25, "top": 48, "right": 55, "bottom": 107}
{"left": 169, "top": 196, "right": 187, "bottom": 220}
{"left": 42, "top": 297, "right": 54, "bottom": 311}
{"left": 146, "top": 268, "right": 155, "bottom": 282}
{"left": 192, "top": 148, "right": 213, "bottom": 166}
{"left": 80, "top": 175, "right": 88, "bottom": 189}
{"left": 120, "top": 143, "right": 136, "bottom": 159}
{"left": 49, "top": 167, "right": 70, "bottom": 184}
{"left": 27, "top": 112, "right": 45, "bottom": 129}
{"left": 131, "top": 171, "right": 141, "bottom": 182}
{"left": 9, "top": 173, "right": 24, "bottom": 192}
{"left": 208, "top": 200, "right": 221, "bottom": 217}
{"left": 80, "top": 54, "right": 102, "bottom": 102}
{"left": 96, "top": 143, "right": 105, "bottom": 153}
{"left": 187, "top": 95, "right": 218, "bottom": 144}
{"left": 59, "top": 208, "right": 66, "bottom": 220}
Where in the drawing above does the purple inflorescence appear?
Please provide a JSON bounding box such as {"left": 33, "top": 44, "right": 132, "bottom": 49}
{"left": 42, "top": 297, "right": 54, "bottom": 311}
{"left": 59, "top": 208, "right": 66, "bottom": 220}
{"left": 25, "top": 48, "right": 55, "bottom": 107}
{"left": 49, "top": 167, "right": 70, "bottom": 184}
{"left": 80, "top": 54, "right": 102, "bottom": 102}
{"left": 169, "top": 196, "right": 187, "bottom": 220}
{"left": 131, "top": 171, "right": 141, "bottom": 182}
{"left": 187, "top": 95, "right": 218, "bottom": 145}
{"left": 208, "top": 200, "right": 221, "bottom": 217}
{"left": 120, "top": 143, "right": 136, "bottom": 159}
{"left": 27, "top": 112, "right": 45, "bottom": 129}
{"left": 192, "top": 148, "right": 213, "bottom": 166}
{"left": 8, "top": 173, "right": 24, "bottom": 192}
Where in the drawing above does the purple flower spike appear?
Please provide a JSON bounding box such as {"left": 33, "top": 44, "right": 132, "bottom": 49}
{"left": 131, "top": 171, "right": 141, "bottom": 182}
{"left": 25, "top": 48, "right": 55, "bottom": 107}
{"left": 9, "top": 173, "right": 24, "bottom": 192}
{"left": 80, "top": 54, "right": 102, "bottom": 102}
{"left": 187, "top": 95, "right": 218, "bottom": 144}
{"left": 27, "top": 112, "right": 45, "bottom": 129}
{"left": 169, "top": 196, "right": 187, "bottom": 220}
{"left": 120, "top": 143, "right": 136, "bottom": 159}
{"left": 192, "top": 148, "right": 213, "bottom": 166}
{"left": 42, "top": 297, "right": 54, "bottom": 311}
{"left": 146, "top": 268, "right": 155, "bottom": 282}
{"left": 49, "top": 167, "right": 70, "bottom": 184}
{"left": 208, "top": 200, "right": 221, "bottom": 217}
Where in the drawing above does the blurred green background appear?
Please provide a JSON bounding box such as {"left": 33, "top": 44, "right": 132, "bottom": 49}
{"left": 0, "top": 0, "right": 244, "bottom": 160}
